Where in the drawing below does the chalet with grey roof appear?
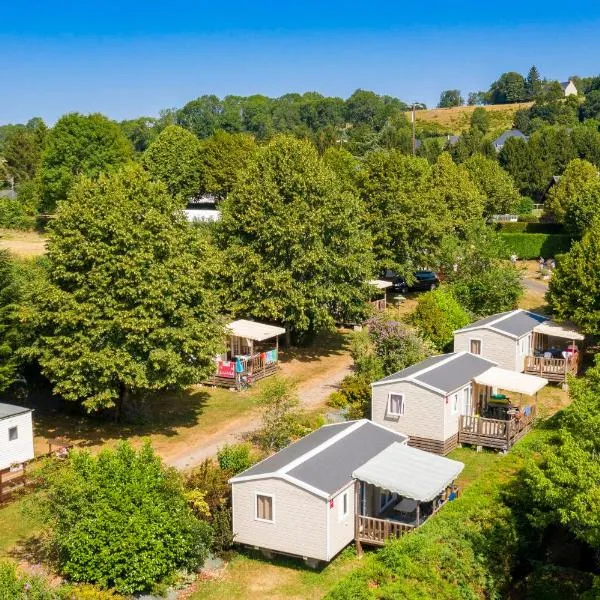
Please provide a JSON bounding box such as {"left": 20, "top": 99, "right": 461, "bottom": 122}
{"left": 453, "top": 309, "right": 584, "bottom": 382}
{"left": 371, "top": 351, "right": 547, "bottom": 454}
{"left": 560, "top": 80, "right": 578, "bottom": 96}
{"left": 0, "top": 403, "right": 34, "bottom": 498}
{"left": 229, "top": 420, "right": 465, "bottom": 562}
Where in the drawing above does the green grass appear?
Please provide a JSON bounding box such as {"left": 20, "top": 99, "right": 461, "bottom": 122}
{"left": 0, "top": 497, "right": 42, "bottom": 559}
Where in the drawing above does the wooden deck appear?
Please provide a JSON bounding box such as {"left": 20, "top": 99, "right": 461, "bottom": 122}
{"left": 205, "top": 354, "right": 279, "bottom": 389}
{"left": 458, "top": 408, "right": 536, "bottom": 451}
{"left": 355, "top": 515, "right": 414, "bottom": 546}
{"left": 524, "top": 355, "right": 578, "bottom": 382}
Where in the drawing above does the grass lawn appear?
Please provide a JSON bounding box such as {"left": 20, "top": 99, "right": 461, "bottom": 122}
{"left": 0, "top": 496, "right": 42, "bottom": 559}
{"left": 191, "top": 548, "right": 362, "bottom": 600}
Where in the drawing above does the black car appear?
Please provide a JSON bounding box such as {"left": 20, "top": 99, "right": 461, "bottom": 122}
{"left": 386, "top": 270, "right": 439, "bottom": 293}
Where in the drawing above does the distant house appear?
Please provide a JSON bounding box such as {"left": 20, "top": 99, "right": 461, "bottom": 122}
{"left": 492, "top": 130, "right": 529, "bottom": 152}
{"left": 542, "top": 175, "right": 562, "bottom": 201}
{"left": 560, "top": 80, "right": 578, "bottom": 97}
{"left": 184, "top": 193, "right": 220, "bottom": 223}
{"left": 454, "top": 309, "right": 584, "bottom": 383}
{"left": 371, "top": 351, "right": 547, "bottom": 453}
{"left": 230, "top": 419, "right": 465, "bottom": 562}
{"left": 445, "top": 134, "right": 460, "bottom": 147}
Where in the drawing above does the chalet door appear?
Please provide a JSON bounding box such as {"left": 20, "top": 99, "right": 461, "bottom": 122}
{"left": 462, "top": 386, "right": 473, "bottom": 416}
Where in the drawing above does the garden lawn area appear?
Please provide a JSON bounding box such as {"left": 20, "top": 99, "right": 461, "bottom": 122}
{"left": 0, "top": 496, "right": 42, "bottom": 558}
{"left": 0, "top": 228, "right": 47, "bottom": 257}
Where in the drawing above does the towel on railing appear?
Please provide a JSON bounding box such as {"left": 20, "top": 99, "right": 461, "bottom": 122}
{"left": 523, "top": 406, "right": 531, "bottom": 417}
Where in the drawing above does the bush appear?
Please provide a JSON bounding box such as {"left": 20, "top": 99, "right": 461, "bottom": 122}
{"left": 517, "top": 196, "right": 535, "bottom": 215}
{"left": 0, "top": 561, "right": 57, "bottom": 600}
{"left": 327, "top": 391, "right": 349, "bottom": 409}
{"left": 500, "top": 233, "right": 573, "bottom": 259}
{"left": 410, "top": 287, "right": 470, "bottom": 351}
{"left": 39, "top": 441, "right": 212, "bottom": 595}
{"left": 217, "top": 443, "right": 254, "bottom": 475}
{"left": 0, "top": 197, "right": 36, "bottom": 230}
{"left": 185, "top": 458, "right": 230, "bottom": 514}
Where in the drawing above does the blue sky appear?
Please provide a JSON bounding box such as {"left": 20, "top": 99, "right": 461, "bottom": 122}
{"left": 1, "top": 1, "right": 600, "bottom": 124}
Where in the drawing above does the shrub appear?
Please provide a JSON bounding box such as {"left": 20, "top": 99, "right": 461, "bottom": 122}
{"left": 217, "top": 443, "right": 254, "bottom": 475}
{"left": 410, "top": 287, "right": 470, "bottom": 351}
{"left": 517, "top": 196, "right": 535, "bottom": 215}
{"left": 0, "top": 560, "right": 57, "bottom": 600}
{"left": 39, "top": 441, "right": 212, "bottom": 595}
{"left": 210, "top": 502, "right": 235, "bottom": 554}
{"left": 0, "top": 198, "right": 36, "bottom": 230}
{"left": 496, "top": 222, "right": 565, "bottom": 234}
{"left": 327, "top": 391, "right": 349, "bottom": 409}
{"left": 500, "top": 233, "right": 573, "bottom": 259}
{"left": 185, "top": 458, "right": 230, "bottom": 514}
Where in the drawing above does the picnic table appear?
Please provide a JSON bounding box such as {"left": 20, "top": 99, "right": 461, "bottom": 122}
{"left": 393, "top": 498, "right": 418, "bottom": 517}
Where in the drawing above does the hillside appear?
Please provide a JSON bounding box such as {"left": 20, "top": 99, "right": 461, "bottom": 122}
{"left": 408, "top": 102, "right": 533, "bottom": 135}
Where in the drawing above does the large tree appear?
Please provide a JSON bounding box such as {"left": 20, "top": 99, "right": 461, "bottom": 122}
{"left": 488, "top": 72, "right": 527, "bottom": 104}
{"left": 545, "top": 158, "right": 599, "bottom": 222}
{"left": 525, "top": 65, "right": 543, "bottom": 100}
{"left": 358, "top": 150, "right": 450, "bottom": 275}
{"left": 199, "top": 130, "right": 257, "bottom": 200}
{"left": 25, "top": 164, "right": 223, "bottom": 413}
{"left": 2, "top": 119, "right": 47, "bottom": 185}
{"left": 216, "top": 135, "right": 373, "bottom": 339}
{"left": 38, "top": 113, "right": 132, "bottom": 213}
{"left": 0, "top": 250, "right": 21, "bottom": 392}
{"left": 563, "top": 177, "right": 600, "bottom": 237}
{"left": 463, "top": 153, "right": 521, "bottom": 216}
{"left": 547, "top": 222, "right": 600, "bottom": 334}
{"left": 431, "top": 152, "right": 485, "bottom": 237}
{"left": 438, "top": 89, "right": 463, "bottom": 108}
{"left": 142, "top": 125, "right": 203, "bottom": 200}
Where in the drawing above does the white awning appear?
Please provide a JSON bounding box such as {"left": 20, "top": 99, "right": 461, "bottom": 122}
{"left": 368, "top": 279, "right": 393, "bottom": 290}
{"left": 534, "top": 321, "right": 584, "bottom": 341}
{"left": 227, "top": 319, "right": 286, "bottom": 342}
{"left": 474, "top": 367, "right": 547, "bottom": 396}
{"left": 352, "top": 443, "right": 464, "bottom": 502}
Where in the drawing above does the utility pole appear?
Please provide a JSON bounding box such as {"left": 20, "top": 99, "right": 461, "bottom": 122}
{"left": 411, "top": 103, "right": 416, "bottom": 156}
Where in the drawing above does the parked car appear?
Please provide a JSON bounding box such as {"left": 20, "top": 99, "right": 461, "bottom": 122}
{"left": 383, "top": 270, "right": 440, "bottom": 293}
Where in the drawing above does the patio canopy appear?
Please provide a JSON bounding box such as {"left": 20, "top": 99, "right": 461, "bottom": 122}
{"left": 533, "top": 320, "right": 584, "bottom": 341}
{"left": 352, "top": 443, "right": 464, "bottom": 502}
{"left": 473, "top": 367, "right": 547, "bottom": 396}
{"left": 227, "top": 319, "right": 286, "bottom": 342}
{"left": 368, "top": 279, "right": 393, "bottom": 290}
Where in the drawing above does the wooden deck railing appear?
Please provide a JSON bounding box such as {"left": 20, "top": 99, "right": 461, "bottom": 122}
{"left": 459, "top": 407, "right": 536, "bottom": 450}
{"left": 370, "top": 298, "right": 387, "bottom": 311}
{"left": 524, "top": 355, "right": 578, "bottom": 382}
{"left": 356, "top": 515, "right": 414, "bottom": 546}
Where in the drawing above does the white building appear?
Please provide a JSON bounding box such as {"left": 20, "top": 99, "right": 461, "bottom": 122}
{"left": 0, "top": 403, "right": 34, "bottom": 471}
{"left": 560, "top": 80, "right": 578, "bottom": 97}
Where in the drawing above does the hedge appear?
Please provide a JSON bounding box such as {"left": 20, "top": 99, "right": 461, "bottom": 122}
{"left": 500, "top": 233, "right": 573, "bottom": 259}
{"left": 495, "top": 222, "right": 565, "bottom": 234}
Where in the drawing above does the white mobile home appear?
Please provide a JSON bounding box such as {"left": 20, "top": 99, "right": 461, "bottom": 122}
{"left": 453, "top": 310, "right": 584, "bottom": 382}
{"left": 0, "top": 403, "right": 34, "bottom": 472}
{"left": 230, "top": 420, "right": 464, "bottom": 562}
{"left": 371, "top": 352, "right": 547, "bottom": 453}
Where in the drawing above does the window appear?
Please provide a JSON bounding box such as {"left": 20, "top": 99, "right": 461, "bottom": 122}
{"left": 388, "top": 393, "right": 404, "bottom": 416}
{"left": 255, "top": 494, "right": 274, "bottom": 522}
{"left": 8, "top": 426, "right": 18, "bottom": 441}
{"left": 451, "top": 393, "right": 459, "bottom": 414}
{"left": 379, "top": 490, "right": 394, "bottom": 511}
{"left": 339, "top": 490, "right": 349, "bottom": 521}
{"left": 470, "top": 339, "right": 482, "bottom": 355}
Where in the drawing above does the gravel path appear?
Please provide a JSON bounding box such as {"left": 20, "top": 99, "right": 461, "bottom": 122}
{"left": 166, "top": 363, "right": 352, "bottom": 470}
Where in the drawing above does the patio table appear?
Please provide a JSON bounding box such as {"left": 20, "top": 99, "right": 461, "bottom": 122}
{"left": 393, "top": 498, "right": 418, "bottom": 514}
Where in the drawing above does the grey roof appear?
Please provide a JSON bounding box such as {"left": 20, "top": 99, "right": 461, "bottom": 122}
{"left": 0, "top": 189, "right": 17, "bottom": 200}
{"left": 493, "top": 129, "right": 528, "bottom": 147}
{"left": 374, "top": 354, "right": 450, "bottom": 384}
{"left": 237, "top": 421, "right": 355, "bottom": 478}
{"left": 287, "top": 422, "right": 407, "bottom": 495}
{"left": 446, "top": 135, "right": 460, "bottom": 145}
{"left": 0, "top": 403, "right": 31, "bottom": 420}
{"left": 456, "top": 310, "right": 548, "bottom": 338}
{"left": 493, "top": 311, "right": 547, "bottom": 337}
{"left": 455, "top": 310, "right": 514, "bottom": 332}
{"left": 231, "top": 420, "right": 407, "bottom": 497}
{"left": 416, "top": 353, "right": 495, "bottom": 393}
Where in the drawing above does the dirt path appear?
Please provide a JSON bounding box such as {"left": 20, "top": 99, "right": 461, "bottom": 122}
{"left": 166, "top": 361, "right": 352, "bottom": 470}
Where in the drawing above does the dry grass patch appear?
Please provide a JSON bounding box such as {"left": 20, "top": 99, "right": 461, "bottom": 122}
{"left": 0, "top": 228, "right": 47, "bottom": 257}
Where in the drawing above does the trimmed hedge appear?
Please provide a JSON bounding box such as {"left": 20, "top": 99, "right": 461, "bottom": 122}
{"left": 500, "top": 233, "right": 573, "bottom": 259}
{"left": 495, "top": 222, "right": 565, "bottom": 234}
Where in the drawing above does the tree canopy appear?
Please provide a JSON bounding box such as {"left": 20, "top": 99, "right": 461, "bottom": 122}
{"left": 38, "top": 113, "right": 132, "bottom": 213}
{"left": 547, "top": 222, "right": 600, "bottom": 334}
{"left": 25, "top": 164, "right": 223, "bottom": 413}
{"left": 438, "top": 90, "right": 463, "bottom": 108}
{"left": 216, "top": 135, "right": 373, "bottom": 339}
{"left": 142, "top": 124, "right": 203, "bottom": 200}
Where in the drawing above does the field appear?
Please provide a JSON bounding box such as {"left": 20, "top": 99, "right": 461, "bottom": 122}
{"left": 0, "top": 228, "right": 47, "bottom": 257}
{"left": 409, "top": 102, "right": 533, "bottom": 135}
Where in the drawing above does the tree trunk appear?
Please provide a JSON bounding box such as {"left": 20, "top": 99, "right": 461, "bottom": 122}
{"left": 115, "top": 383, "right": 129, "bottom": 423}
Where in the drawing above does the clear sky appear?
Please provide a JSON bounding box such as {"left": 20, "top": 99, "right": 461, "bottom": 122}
{"left": 1, "top": 1, "right": 599, "bottom": 124}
